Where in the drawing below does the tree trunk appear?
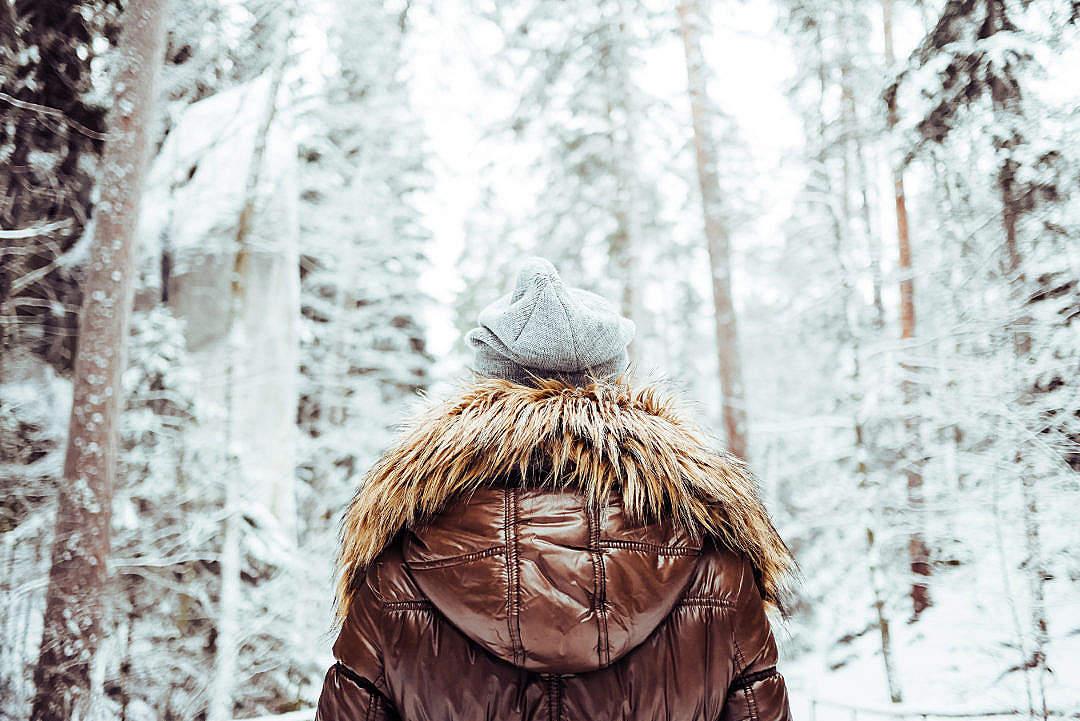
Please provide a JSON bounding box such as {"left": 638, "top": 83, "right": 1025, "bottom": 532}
{"left": 883, "top": 0, "right": 931, "bottom": 618}
{"left": 206, "top": 27, "right": 290, "bottom": 721}
{"left": 606, "top": 0, "right": 642, "bottom": 372}
{"left": 993, "top": 57, "right": 1049, "bottom": 721}
{"left": 837, "top": 10, "right": 885, "bottom": 331}
{"left": 29, "top": 2, "right": 168, "bottom": 719}
{"left": 1019, "top": 464, "right": 1049, "bottom": 720}
{"left": 983, "top": 0, "right": 1048, "bottom": 711}
{"left": 677, "top": 0, "right": 750, "bottom": 461}
{"left": 863, "top": 524, "right": 903, "bottom": 702}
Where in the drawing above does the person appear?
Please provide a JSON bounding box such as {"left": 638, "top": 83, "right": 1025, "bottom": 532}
{"left": 316, "top": 257, "right": 796, "bottom": 721}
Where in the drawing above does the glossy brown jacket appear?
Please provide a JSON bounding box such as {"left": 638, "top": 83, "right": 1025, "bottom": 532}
{"left": 317, "top": 379, "right": 796, "bottom": 721}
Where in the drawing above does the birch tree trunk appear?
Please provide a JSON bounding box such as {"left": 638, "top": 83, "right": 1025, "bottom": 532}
{"left": 677, "top": 0, "right": 750, "bottom": 461}
{"left": 883, "top": 0, "right": 932, "bottom": 618}
{"left": 29, "top": 2, "right": 168, "bottom": 719}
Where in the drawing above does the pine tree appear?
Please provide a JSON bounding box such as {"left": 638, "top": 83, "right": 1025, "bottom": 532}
{"left": 296, "top": 0, "right": 433, "bottom": 558}
{"left": 477, "top": 1, "right": 668, "bottom": 345}
{"left": 772, "top": 0, "right": 911, "bottom": 700}
{"left": 892, "top": 0, "right": 1080, "bottom": 711}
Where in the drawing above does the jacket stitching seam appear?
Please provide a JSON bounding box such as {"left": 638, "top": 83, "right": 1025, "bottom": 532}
{"left": 733, "top": 556, "right": 762, "bottom": 720}
{"left": 586, "top": 502, "right": 612, "bottom": 667}
{"left": 383, "top": 599, "right": 433, "bottom": 611}
{"left": 513, "top": 487, "right": 525, "bottom": 666}
{"left": 365, "top": 691, "right": 377, "bottom": 721}
{"left": 585, "top": 504, "right": 601, "bottom": 668}
{"left": 732, "top": 627, "right": 760, "bottom": 719}
{"left": 334, "top": 662, "right": 387, "bottom": 716}
{"left": 515, "top": 488, "right": 525, "bottom": 666}
{"left": 503, "top": 488, "right": 514, "bottom": 662}
{"left": 677, "top": 597, "right": 735, "bottom": 609}
{"left": 598, "top": 539, "right": 702, "bottom": 556}
{"left": 743, "top": 686, "right": 760, "bottom": 721}
{"left": 599, "top": 531, "right": 610, "bottom": 667}
{"left": 732, "top": 627, "right": 747, "bottom": 673}
{"left": 366, "top": 567, "right": 388, "bottom": 605}
{"left": 504, "top": 487, "right": 525, "bottom": 666}
{"left": 405, "top": 544, "right": 506, "bottom": 570}
{"left": 730, "top": 666, "right": 780, "bottom": 691}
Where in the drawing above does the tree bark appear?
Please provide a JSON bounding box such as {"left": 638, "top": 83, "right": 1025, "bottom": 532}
{"left": 883, "top": 0, "right": 931, "bottom": 618}
{"left": 677, "top": 0, "right": 750, "bottom": 461}
{"left": 30, "top": 2, "right": 168, "bottom": 719}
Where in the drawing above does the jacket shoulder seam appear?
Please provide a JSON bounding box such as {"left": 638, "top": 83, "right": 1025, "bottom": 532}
{"left": 364, "top": 565, "right": 388, "bottom": 605}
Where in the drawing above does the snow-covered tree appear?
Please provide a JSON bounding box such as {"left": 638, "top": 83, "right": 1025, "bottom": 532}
{"left": 3, "top": 0, "right": 1079, "bottom": 716}
{"left": 296, "top": 0, "right": 433, "bottom": 505}
{"left": 465, "top": 1, "right": 674, "bottom": 348}
{"left": 0, "top": 0, "right": 120, "bottom": 375}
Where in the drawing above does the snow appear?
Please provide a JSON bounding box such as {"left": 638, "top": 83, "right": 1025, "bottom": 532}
{"left": 138, "top": 73, "right": 295, "bottom": 269}
{"left": 0, "top": 350, "right": 73, "bottom": 483}
{"left": 136, "top": 71, "right": 301, "bottom": 537}
{"left": 4, "top": 0, "right": 1079, "bottom": 718}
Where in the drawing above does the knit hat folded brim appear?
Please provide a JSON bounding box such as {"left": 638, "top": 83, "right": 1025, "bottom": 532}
{"left": 467, "top": 258, "right": 634, "bottom": 386}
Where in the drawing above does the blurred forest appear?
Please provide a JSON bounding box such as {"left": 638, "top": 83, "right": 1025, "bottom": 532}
{"left": 1, "top": 0, "right": 1078, "bottom": 719}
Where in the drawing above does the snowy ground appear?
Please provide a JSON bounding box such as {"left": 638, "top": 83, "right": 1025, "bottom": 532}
{"left": 783, "top": 574, "right": 1080, "bottom": 717}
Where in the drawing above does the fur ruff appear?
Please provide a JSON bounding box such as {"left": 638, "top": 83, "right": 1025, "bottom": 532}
{"left": 335, "top": 378, "right": 797, "bottom": 622}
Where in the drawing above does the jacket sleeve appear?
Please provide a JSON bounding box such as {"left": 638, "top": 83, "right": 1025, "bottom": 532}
{"left": 315, "top": 572, "right": 398, "bottom": 721}
{"left": 721, "top": 559, "right": 792, "bottom": 721}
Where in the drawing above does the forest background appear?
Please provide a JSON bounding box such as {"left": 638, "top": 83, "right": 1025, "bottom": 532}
{"left": 1, "top": 0, "right": 1078, "bottom": 719}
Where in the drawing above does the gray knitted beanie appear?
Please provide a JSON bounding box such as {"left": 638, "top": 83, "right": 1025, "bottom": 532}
{"left": 466, "top": 257, "right": 635, "bottom": 386}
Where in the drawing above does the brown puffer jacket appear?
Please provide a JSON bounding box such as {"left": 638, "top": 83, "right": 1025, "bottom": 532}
{"left": 317, "top": 380, "right": 797, "bottom": 721}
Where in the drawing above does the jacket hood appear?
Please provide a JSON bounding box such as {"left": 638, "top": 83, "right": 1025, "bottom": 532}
{"left": 401, "top": 487, "right": 702, "bottom": 673}
{"left": 335, "top": 379, "right": 796, "bottom": 644}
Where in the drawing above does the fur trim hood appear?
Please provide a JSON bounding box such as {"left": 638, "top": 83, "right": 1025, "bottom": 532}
{"left": 335, "top": 378, "right": 796, "bottom": 621}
